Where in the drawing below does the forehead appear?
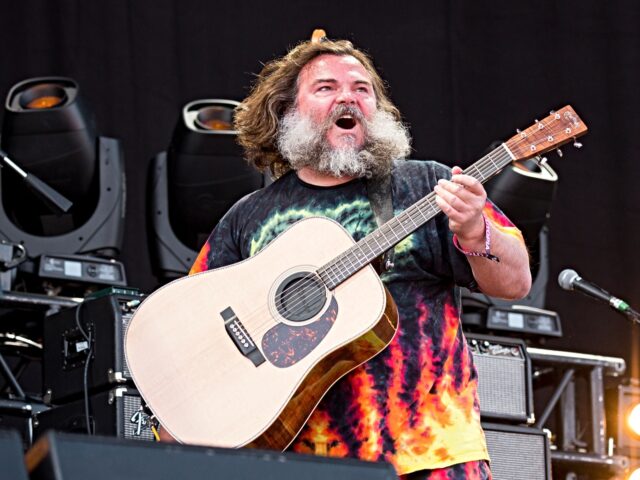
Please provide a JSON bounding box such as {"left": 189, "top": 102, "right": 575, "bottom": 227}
{"left": 298, "top": 54, "right": 372, "bottom": 85}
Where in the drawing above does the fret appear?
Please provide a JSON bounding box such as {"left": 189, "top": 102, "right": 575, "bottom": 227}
{"left": 487, "top": 151, "right": 499, "bottom": 170}
{"left": 469, "top": 163, "right": 485, "bottom": 181}
{"left": 400, "top": 210, "right": 419, "bottom": 229}
{"left": 371, "top": 231, "right": 386, "bottom": 252}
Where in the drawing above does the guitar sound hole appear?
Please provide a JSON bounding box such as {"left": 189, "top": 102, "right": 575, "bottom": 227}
{"left": 275, "top": 271, "right": 326, "bottom": 322}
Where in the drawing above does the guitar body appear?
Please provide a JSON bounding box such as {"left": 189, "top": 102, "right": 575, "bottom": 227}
{"left": 125, "top": 217, "right": 399, "bottom": 450}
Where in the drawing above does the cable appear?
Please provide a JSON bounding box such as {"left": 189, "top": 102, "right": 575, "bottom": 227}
{"left": 151, "top": 424, "right": 160, "bottom": 442}
{"left": 0, "top": 333, "right": 43, "bottom": 349}
{"left": 83, "top": 336, "right": 94, "bottom": 435}
{"left": 74, "top": 300, "right": 94, "bottom": 435}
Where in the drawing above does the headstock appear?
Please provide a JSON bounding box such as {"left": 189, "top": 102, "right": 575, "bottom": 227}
{"left": 505, "top": 105, "right": 588, "bottom": 161}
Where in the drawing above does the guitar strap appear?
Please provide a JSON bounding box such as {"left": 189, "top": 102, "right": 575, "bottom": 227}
{"left": 366, "top": 174, "right": 395, "bottom": 272}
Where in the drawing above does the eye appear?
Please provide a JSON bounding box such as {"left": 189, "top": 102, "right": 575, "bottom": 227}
{"left": 317, "top": 85, "right": 332, "bottom": 92}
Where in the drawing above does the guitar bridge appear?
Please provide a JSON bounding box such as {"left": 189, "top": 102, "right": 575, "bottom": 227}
{"left": 220, "top": 307, "right": 265, "bottom": 367}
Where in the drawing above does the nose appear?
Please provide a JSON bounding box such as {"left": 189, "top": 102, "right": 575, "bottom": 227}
{"left": 336, "top": 88, "right": 356, "bottom": 105}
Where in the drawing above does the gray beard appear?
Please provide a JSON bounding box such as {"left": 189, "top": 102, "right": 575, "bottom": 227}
{"left": 276, "top": 106, "right": 411, "bottom": 179}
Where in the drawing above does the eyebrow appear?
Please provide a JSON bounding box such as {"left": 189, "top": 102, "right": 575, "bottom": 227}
{"left": 312, "top": 78, "right": 372, "bottom": 87}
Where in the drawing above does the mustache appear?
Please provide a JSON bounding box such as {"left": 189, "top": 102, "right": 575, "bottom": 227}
{"left": 322, "top": 104, "right": 367, "bottom": 129}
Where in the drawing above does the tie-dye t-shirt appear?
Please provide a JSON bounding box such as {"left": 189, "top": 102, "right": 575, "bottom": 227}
{"left": 190, "top": 159, "right": 521, "bottom": 474}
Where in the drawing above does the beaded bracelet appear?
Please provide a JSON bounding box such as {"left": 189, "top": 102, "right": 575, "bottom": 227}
{"left": 452, "top": 214, "right": 500, "bottom": 262}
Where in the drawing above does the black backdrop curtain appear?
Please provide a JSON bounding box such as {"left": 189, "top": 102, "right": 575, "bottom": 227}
{"left": 1, "top": 0, "right": 638, "bottom": 369}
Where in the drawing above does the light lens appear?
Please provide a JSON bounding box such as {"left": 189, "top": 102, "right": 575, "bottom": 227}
{"left": 26, "top": 95, "right": 64, "bottom": 109}
{"left": 195, "top": 106, "right": 234, "bottom": 131}
{"left": 627, "top": 403, "right": 640, "bottom": 437}
{"left": 628, "top": 467, "right": 640, "bottom": 480}
{"left": 19, "top": 84, "right": 67, "bottom": 110}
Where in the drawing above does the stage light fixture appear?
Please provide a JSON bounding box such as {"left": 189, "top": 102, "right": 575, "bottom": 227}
{"left": 148, "top": 99, "right": 265, "bottom": 282}
{"left": 0, "top": 77, "right": 126, "bottom": 295}
{"left": 617, "top": 380, "right": 640, "bottom": 458}
{"left": 628, "top": 403, "right": 640, "bottom": 437}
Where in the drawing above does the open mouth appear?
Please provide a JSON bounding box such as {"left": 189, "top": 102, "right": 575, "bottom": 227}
{"left": 335, "top": 115, "right": 357, "bottom": 130}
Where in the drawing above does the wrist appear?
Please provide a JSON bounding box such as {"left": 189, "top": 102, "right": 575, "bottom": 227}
{"left": 452, "top": 214, "right": 500, "bottom": 262}
{"left": 455, "top": 215, "right": 486, "bottom": 249}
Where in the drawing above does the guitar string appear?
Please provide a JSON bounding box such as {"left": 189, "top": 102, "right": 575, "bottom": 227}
{"left": 218, "top": 114, "right": 576, "bottom": 344}
{"left": 235, "top": 116, "right": 570, "bottom": 342}
{"left": 239, "top": 138, "right": 549, "bottom": 341}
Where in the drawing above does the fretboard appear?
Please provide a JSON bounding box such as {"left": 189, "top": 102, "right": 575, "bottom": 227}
{"left": 316, "top": 143, "right": 515, "bottom": 290}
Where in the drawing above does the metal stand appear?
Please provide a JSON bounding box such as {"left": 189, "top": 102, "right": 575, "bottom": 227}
{"left": 0, "top": 350, "right": 26, "bottom": 400}
{"left": 529, "top": 348, "right": 629, "bottom": 479}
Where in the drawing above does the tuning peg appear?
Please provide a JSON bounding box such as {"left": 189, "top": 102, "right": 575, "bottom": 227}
{"left": 549, "top": 110, "right": 555, "bottom": 114}
{"left": 516, "top": 128, "right": 521, "bottom": 133}
{"left": 534, "top": 119, "right": 539, "bottom": 123}
{"left": 573, "top": 139, "right": 583, "bottom": 149}
{"left": 556, "top": 148, "right": 563, "bottom": 158}
{"left": 535, "top": 156, "right": 548, "bottom": 166}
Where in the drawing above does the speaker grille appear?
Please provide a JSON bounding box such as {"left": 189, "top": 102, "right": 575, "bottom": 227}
{"left": 122, "top": 393, "right": 155, "bottom": 442}
{"left": 475, "top": 354, "right": 527, "bottom": 418}
{"left": 484, "top": 426, "right": 550, "bottom": 480}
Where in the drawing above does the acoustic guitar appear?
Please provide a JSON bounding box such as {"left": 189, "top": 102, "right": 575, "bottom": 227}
{"left": 125, "top": 105, "right": 587, "bottom": 450}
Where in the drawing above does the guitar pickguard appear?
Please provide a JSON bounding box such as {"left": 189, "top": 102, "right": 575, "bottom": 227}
{"left": 262, "top": 295, "right": 338, "bottom": 368}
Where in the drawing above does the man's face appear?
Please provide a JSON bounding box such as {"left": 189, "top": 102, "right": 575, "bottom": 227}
{"left": 295, "top": 54, "right": 377, "bottom": 150}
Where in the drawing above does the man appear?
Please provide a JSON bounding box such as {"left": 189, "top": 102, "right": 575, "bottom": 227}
{"left": 189, "top": 38, "right": 531, "bottom": 479}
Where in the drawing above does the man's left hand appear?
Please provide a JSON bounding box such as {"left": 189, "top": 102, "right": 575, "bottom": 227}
{"left": 434, "top": 166, "right": 486, "bottom": 244}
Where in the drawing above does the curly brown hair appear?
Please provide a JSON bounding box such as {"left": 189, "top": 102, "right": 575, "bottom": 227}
{"left": 234, "top": 38, "right": 401, "bottom": 178}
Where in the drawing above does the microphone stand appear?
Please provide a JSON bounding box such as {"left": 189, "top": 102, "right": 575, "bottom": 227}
{"left": 0, "top": 148, "right": 73, "bottom": 214}
{"left": 610, "top": 295, "right": 640, "bottom": 324}
{"left": 625, "top": 307, "right": 640, "bottom": 325}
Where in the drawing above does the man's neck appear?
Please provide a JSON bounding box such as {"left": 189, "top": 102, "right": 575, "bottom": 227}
{"left": 296, "top": 167, "right": 355, "bottom": 187}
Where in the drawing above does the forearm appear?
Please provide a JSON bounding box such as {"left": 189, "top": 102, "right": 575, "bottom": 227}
{"left": 433, "top": 165, "right": 531, "bottom": 299}
{"left": 457, "top": 221, "right": 532, "bottom": 299}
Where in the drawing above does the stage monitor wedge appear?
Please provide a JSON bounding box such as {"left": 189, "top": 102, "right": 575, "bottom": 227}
{"left": 26, "top": 431, "right": 397, "bottom": 480}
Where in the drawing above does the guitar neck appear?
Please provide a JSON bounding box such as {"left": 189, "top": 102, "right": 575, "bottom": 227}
{"left": 317, "top": 143, "right": 515, "bottom": 290}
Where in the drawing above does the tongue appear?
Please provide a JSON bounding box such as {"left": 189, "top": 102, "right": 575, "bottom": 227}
{"left": 336, "top": 117, "right": 356, "bottom": 129}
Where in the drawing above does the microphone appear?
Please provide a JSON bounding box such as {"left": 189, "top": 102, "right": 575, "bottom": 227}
{"left": 558, "top": 269, "right": 639, "bottom": 322}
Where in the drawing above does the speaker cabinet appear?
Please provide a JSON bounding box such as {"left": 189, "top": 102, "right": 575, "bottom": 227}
{"left": 43, "top": 289, "right": 143, "bottom": 403}
{"left": 467, "top": 333, "right": 533, "bottom": 423}
{"left": 34, "top": 387, "right": 154, "bottom": 442}
{"left": 26, "top": 431, "right": 397, "bottom": 480}
{"left": 483, "top": 423, "right": 551, "bottom": 480}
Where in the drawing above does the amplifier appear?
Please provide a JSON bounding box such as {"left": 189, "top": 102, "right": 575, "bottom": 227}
{"left": 483, "top": 423, "right": 551, "bottom": 480}
{"left": 467, "top": 333, "right": 534, "bottom": 424}
{"left": 34, "top": 387, "right": 155, "bottom": 442}
{"left": 43, "top": 288, "right": 144, "bottom": 403}
{"left": 26, "top": 431, "right": 398, "bottom": 480}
